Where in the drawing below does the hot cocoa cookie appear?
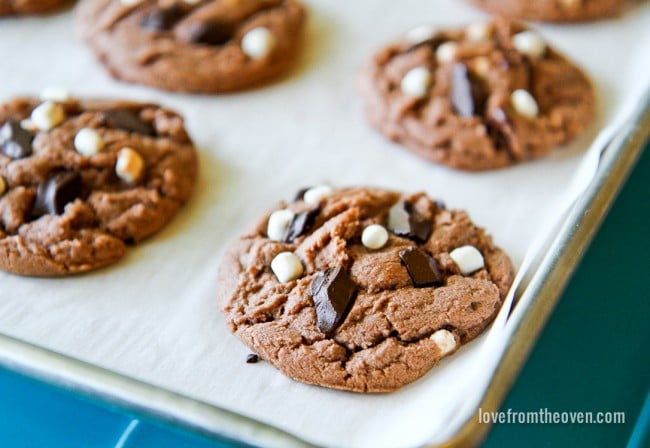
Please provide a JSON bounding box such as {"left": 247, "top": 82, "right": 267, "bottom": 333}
{"left": 360, "top": 17, "right": 596, "bottom": 171}
{"left": 466, "top": 0, "right": 629, "bottom": 22}
{"left": 75, "top": 0, "right": 306, "bottom": 93}
{"left": 0, "top": 92, "right": 197, "bottom": 276}
{"left": 0, "top": 0, "right": 68, "bottom": 16}
{"left": 218, "top": 186, "right": 514, "bottom": 392}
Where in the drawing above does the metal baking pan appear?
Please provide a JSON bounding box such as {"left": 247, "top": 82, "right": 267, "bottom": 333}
{"left": 1, "top": 85, "right": 647, "bottom": 448}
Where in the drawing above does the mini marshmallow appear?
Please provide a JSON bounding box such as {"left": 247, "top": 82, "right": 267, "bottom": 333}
{"left": 400, "top": 67, "right": 432, "bottom": 98}
{"left": 303, "top": 185, "right": 333, "bottom": 205}
{"left": 560, "top": 0, "right": 582, "bottom": 8}
{"left": 449, "top": 245, "right": 485, "bottom": 275}
{"left": 271, "top": 252, "right": 303, "bottom": 283}
{"left": 472, "top": 56, "right": 491, "bottom": 78}
{"left": 74, "top": 128, "right": 105, "bottom": 157}
{"left": 436, "top": 41, "right": 458, "bottom": 64}
{"left": 361, "top": 224, "right": 389, "bottom": 250}
{"left": 120, "top": 0, "right": 142, "bottom": 5}
{"left": 466, "top": 22, "right": 491, "bottom": 42}
{"left": 115, "top": 147, "right": 144, "bottom": 183}
{"left": 405, "top": 25, "right": 436, "bottom": 45}
{"left": 30, "top": 101, "right": 65, "bottom": 131}
{"left": 0, "top": 176, "right": 6, "bottom": 197}
{"left": 431, "top": 329, "right": 456, "bottom": 355}
{"left": 19, "top": 119, "right": 38, "bottom": 132}
{"left": 512, "top": 31, "right": 546, "bottom": 59}
{"left": 510, "top": 89, "right": 539, "bottom": 119}
{"left": 40, "top": 87, "right": 71, "bottom": 102}
{"left": 241, "top": 27, "right": 275, "bottom": 59}
{"left": 267, "top": 209, "right": 295, "bottom": 241}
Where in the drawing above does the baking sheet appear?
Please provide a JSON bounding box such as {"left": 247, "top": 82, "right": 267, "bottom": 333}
{"left": 1, "top": 1, "right": 649, "bottom": 447}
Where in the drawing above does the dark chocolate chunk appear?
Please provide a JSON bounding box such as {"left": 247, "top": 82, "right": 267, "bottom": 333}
{"left": 399, "top": 248, "right": 443, "bottom": 288}
{"left": 310, "top": 267, "right": 357, "bottom": 335}
{"left": 284, "top": 208, "right": 319, "bottom": 243}
{"left": 451, "top": 64, "right": 475, "bottom": 117}
{"left": 0, "top": 120, "right": 34, "bottom": 159}
{"left": 293, "top": 187, "right": 310, "bottom": 202}
{"left": 387, "top": 201, "right": 432, "bottom": 243}
{"left": 450, "top": 63, "right": 488, "bottom": 118}
{"left": 486, "top": 108, "right": 515, "bottom": 158}
{"left": 180, "top": 21, "right": 234, "bottom": 46}
{"left": 102, "top": 109, "right": 156, "bottom": 136}
{"left": 246, "top": 354, "right": 259, "bottom": 364}
{"left": 140, "top": 5, "right": 185, "bottom": 31}
{"left": 32, "top": 172, "right": 83, "bottom": 217}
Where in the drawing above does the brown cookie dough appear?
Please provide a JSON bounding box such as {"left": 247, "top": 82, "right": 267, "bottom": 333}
{"left": 359, "top": 17, "right": 596, "bottom": 171}
{"left": 0, "top": 94, "right": 197, "bottom": 276}
{"left": 0, "top": 0, "right": 68, "bottom": 16}
{"left": 466, "top": 0, "right": 629, "bottom": 22}
{"left": 218, "top": 186, "right": 515, "bottom": 392}
{"left": 75, "top": 0, "right": 306, "bottom": 93}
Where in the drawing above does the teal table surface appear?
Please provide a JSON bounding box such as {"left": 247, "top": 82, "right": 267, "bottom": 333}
{"left": 1, "top": 142, "right": 648, "bottom": 448}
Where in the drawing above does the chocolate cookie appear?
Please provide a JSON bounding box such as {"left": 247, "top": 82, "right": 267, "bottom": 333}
{"left": 0, "top": 92, "right": 197, "bottom": 276}
{"left": 360, "top": 17, "right": 595, "bottom": 171}
{"left": 0, "top": 0, "right": 68, "bottom": 16}
{"left": 75, "top": 0, "right": 306, "bottom": 93}
{"left": 466, "top": 0, "right": 629, "bottom": 22}
{"left": 218, "top": 186, "right": 514, "bottom": 392}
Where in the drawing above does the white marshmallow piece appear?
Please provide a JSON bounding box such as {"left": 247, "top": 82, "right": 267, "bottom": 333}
{"left": 30, "top": 101, "right": 65, "bottom": 131}
{"left": 20, "top": 119, "right": 39, "bottom": 132}
{"left": 40, "top": 87, "right": 71, "bottom": 102}
{"left": 267, "top": 209, "right": 295, "bottom": 242}
{"left": 361, "top": 224, "right": 389, "bottom": 250}
{"left": 400, "top": 67, "right": 432, "bottom": 99}
{"left": 510, "top": 89, "right": 539, "bottom": 119}
{"left": 466, "top": 22, "right": 491, "bottom": 42}
{"left": 405, "top": 25, "right": 436, "bottom": 45}
{"left": 303, "top": 185, "right": 333, "bottom": 205}
{"left": 0, "top": 176, "right": 6, "bottom": 197}
{"left": 472, "top": 56, "right": 491, "bottom": 78}
{"left": 120, "top": 0, "right": 142, "bottom": 5}
{"left": 241, "top": 27, "right": 275, "bottom": 59}
{"left": 74, "top": 128, "right": 105, "bottom": 157}
{"left": 512, "top": 31, "right": 546, "bottom": 59}
{"left": 449, "top": 245, "right": 485, "bottom": 275}
{"left": 271, "top": 252, "right": 304, "bottom": 283}
{"left": 436, "top": 41, "right": 458, "bottom": 64}
{"left": 115, "top": 147, "right": 144, "bottom": 183}
{"left": 431, "top": 329, "right": 457, "bottom": 356}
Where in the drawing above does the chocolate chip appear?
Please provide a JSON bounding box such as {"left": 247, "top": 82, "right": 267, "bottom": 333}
{"left": 450, "top": 63, "right": 488, "bottom": 118}
{"left": 387, "top": 201, "right": 432, "bottom": 243}
{"left": 399, "top": 248, "right": 443, "bottom": 288}
{"left": 246, "top": 354, "right": 259, "bottom": 364}
{"left": 32, "top": 171, "right": 83, "bottom": 217}
{"left": 140, "top": 5, "right": 185, "bottom": 31}
{"left": 310, "top": 267, "right": 357, "bottom": 335}
{"left": 284, "top": 207, "right": 319, "bottom": 243}
{"left": 0, "top": 120, "right": 34, "bottom": 159}
{"left": 102, "top": 109, "right": 155, "bottom": 136}
{"left": 180, "top": 21, "right": 234, "bottom": 46}
{"left": 293, "top": 187, "right": 310, "bottom": 202}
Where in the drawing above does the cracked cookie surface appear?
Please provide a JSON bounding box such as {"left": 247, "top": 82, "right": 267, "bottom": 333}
{"left": 359, "top": 17, "right": 595, "bottom": 171}
{"left": 467, "top": 0, "right": 629, "bottom": 22}
{"left": 0, "top": 96, "right": 197, "bottom": 276}
{"left": 218, "top": 187, "right": 514, "bottom": 392}
{"left": 0, "top": 0, "right": 68, "bottom": 16}
{"left": 75, "top": 0, "right": 306, "bottom": 93}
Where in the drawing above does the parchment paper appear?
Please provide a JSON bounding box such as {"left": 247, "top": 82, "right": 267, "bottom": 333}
{"left": 1, "top": 1, "right": 649, "bottom": 447}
